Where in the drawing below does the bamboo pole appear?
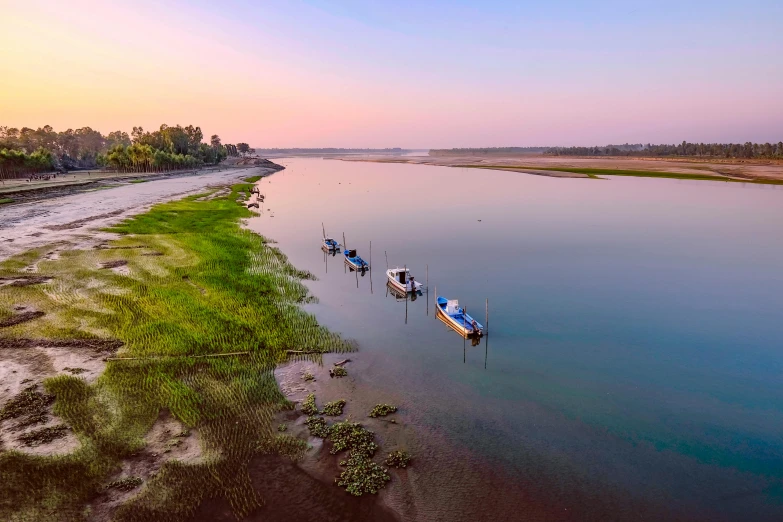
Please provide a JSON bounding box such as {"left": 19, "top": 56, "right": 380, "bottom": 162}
{"left": 426, "top": 264, "right": 429, "bottom": 316}
{"left": 108, "top": 351, "right": 250, "bottom": 361}
{"left": 404, "top": 264, "right": 408, "bottom": 324}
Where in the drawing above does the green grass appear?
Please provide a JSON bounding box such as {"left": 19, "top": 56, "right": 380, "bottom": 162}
{"left": 0, "top": 197, "right": 13, "bottom": 204}
{"left": 243, "top": 175, "right": 263, "bottom": 183}
{"left": 459, "top": 164, "right": 783, "bottom": 185}
{"left": 0, "top": 181, "right": 352, "bottom": 521}
{"left": 128, "top": 179, "right": 149, "bottom": 184}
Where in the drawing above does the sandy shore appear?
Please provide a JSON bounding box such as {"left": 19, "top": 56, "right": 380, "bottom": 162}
{"left": 0, "top": 166, "right": 274, "bottom": 260}
{"left": 331, "top": 154, "right": 783, "bottom": 182}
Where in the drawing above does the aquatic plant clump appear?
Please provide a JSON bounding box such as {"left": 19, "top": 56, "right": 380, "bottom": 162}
{"left": 277, "top": 423, "right": 287, "bottom": 432}
{"left": 301, "top": 393, "right": 318, "bottom": 416}
{"left": 303, "top": 371, "right": 315, "bottom": 381}
{"left": 305, "top": 416, "right": 331, "bottom": 438}
{"left": 321, "top": 399, "right": 346, "bottom": 416}
{"left": 336, "top": 451, "right": 391, "bottom": 496}
{"left": 328, "top": 421, "right": 378, "bottom": 457}
{"left": 385, "top": 450, "right": 412, "bottom": 468}
{"left": 368, "top": 404, "right": 397, "bottom": 418}
{"left": 332, "top": 367, "right": 347, "bottom": 377}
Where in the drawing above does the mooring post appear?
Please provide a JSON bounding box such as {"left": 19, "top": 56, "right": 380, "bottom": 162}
{"left": 426, "top": 264, "right": 429, "bottom": 316}
{"left": 486, "top": 298, "right": 489, "bottom": 337}
{"left": 404, "top": 264, "right": 408, "bottom": 324}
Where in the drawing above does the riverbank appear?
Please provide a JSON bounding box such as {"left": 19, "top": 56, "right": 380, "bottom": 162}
{"left": 331, "top": 153, "right": 783, "bottom": 184}
{"left": 0, "top": 165, "right": 406, "bottom": 521}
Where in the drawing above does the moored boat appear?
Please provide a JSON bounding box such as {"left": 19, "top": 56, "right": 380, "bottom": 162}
{"left": 436, "top": 296, "right": 483, "bottom": 337}
{"left": 386, "top": 267, "right": 422, "bottom": 294}
{"left": 344, "top": 249, "right": 369, "bottom": 270}
{"left": 322, "top": 236, "right": 340, "bottom": 251}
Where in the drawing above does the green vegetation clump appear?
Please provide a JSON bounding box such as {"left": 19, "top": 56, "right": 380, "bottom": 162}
{"left": 303, "top": 371, "right": 314, "bottom": 381}
{"left": 336, "top": 451, "right": 390, "bottom": 496}
{"left": 328, "top": 421, "right": 378, "bottom": 456}
{"left": 368, "top": 404, "right": 397, "bottom": 418}
{"left": 332, "top": 366, "right": 347, "bottom": 377}
{"left": 277, "top": 423, "right": 287, "bottom": 432}
{"left": 301, "top": 393, "right": 318, "bottom": 416}
{"left": 0, "top": 197, "right": 14, "bottom": 205}
{"left": 321, "top": 399, "right": 346, "bottom": 416}
{"left": 305, "top": 416, "right": 331, "bottom": 438}
{"left": 385, "top": 450, "right": 412, "bottom": 468}
{"left": 106, "top": 477, "right": 143, "bottom": 492}
{"left": 0, "top": 181, "right": 353, "bottom": 520}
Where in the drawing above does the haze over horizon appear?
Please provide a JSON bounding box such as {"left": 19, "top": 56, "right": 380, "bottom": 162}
{"left": 2, "top": 0, "right": 781, "bottom": 149}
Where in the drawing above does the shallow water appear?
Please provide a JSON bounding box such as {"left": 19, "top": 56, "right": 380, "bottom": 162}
{"left": 249, "top": 158, "right": 783, "bottom": 521}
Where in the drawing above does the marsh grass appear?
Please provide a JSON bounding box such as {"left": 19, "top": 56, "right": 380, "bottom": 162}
{"left": 0, "top": 179, "right": 354, "bottom": 521}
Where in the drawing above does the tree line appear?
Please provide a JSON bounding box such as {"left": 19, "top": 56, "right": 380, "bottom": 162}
{"left": 0, "top": 124, "right": 247, "bottom": 179}
{"left": 430, "top": 142, "right": 783, "bottom": 159}
{"left": 546, "top": 142, "right": 783, "bottom": 159}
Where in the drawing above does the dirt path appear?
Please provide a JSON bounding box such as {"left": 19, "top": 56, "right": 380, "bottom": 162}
{"left": 0, "top": 167, "right": 274, "bottom": 260}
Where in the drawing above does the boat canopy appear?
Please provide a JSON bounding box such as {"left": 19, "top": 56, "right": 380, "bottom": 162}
{"left": 446, "top": 300, "right": 460, "bottom": 314}
{"left": 348, "top": 249, "right": 357, "bottom": 257}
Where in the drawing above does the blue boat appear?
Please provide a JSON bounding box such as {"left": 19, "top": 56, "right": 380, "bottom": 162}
{"left": 344, "top": 249, "right": 369, "bottom": 270}
{"left": 436, "top": 296, "right": 483, "bottom": 337}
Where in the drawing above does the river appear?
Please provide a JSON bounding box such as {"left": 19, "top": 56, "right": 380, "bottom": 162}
{"left": 250, "top": 157, "right": 783, "bottom": 521}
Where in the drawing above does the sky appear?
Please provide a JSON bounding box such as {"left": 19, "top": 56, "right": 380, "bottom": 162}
{"left": 1, "top": 0, "right": 782, "bottom": 148}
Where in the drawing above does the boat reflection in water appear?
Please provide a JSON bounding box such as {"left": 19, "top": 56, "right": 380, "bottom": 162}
{"left": 386, "top": 281, "right": 421, "bottom": 302}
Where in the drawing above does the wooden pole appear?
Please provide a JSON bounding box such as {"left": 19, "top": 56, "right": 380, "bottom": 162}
{"left": 343, "top": 232, "right": 347, "bottom": 250}
{"left": 322, "top": 222, "right": 326, "bottom": 239}
{"left": 369, "top": 240, "right": 373, "bottom": 294}
{"left": 485, "top": 298, "right": 489, "bottom": 337}
{"left": 426, "top": 264, "right": 429, "bottom": 316}
{"left": 404, "top": 264, "right": 408, "bottom": 325}
{"left": 434, "top": 285, "right": 437, "bottom": 319}
{"left": 385, "top": 250, "right": 389, "bottom": 269}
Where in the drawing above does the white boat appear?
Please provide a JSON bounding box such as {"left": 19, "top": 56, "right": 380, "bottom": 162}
{"left": 386, "top": 267, "right": 423, "bottom": 294}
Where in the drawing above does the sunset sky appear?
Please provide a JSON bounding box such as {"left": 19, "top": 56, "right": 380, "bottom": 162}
{"left": 1, "top": 0, "right": 781, "bottom": 148}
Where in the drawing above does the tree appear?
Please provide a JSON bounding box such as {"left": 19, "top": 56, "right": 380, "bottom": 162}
{"left": 210, "top": 134, "right": 221, "bottom": 148}
{"left": 237, "top": 143, "right": 250, "bottom": 155}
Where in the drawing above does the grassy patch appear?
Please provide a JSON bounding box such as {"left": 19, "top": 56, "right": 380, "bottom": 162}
{"left": 0, "top": 197, "right": 14, "bottom": 204}
{"left": 128, "top": 179, "right": 149, "bottom": 184}
{"left": 0, "top": 181, "right": 353, "bottom": 521}
{"left": 243, "top": 175, "right": 262, "bottom": 183}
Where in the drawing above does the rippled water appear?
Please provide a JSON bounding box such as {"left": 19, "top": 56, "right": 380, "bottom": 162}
{"left": 249, "top": 158, "right": 783, "bottom": 521}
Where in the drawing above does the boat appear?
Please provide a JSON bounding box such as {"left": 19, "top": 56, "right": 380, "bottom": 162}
{"left": 343, "top": 249, "right": 369, "bottom": 270}
{"left": 322, "top": 236, "right": 340, "bottom": 252}
{"left": 321, "top": 223, "right": 340, "bottom": 252}
{"left": 386, "top": 267, "right": 423, "bottom": 294}
{"left": 436, "top": 296, "right": 483, "bottom": 337}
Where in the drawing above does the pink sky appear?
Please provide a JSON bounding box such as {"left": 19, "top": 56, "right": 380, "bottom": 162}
{"left": 2, "top": 0, "right": 781, "bottom": 148}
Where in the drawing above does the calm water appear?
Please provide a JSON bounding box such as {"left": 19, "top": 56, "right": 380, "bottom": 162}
{"left": 250, "top": 158, "right": 783, "bottom": 521}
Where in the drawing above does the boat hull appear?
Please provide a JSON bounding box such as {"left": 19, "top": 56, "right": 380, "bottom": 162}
{"left": 386, "top": 275, "right": 422, "bottom": 293}
{"left": 436, "top": 297, "right": 483, "bottom": 337}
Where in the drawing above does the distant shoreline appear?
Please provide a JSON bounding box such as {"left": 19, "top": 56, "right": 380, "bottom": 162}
{"left": 328, "top": 154, "right": 783, "bottom": 185}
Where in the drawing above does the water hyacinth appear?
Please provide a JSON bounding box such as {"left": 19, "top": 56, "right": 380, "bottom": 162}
{"left": 368, "top": 404, "right": 397, "bottom": 418}
{"left": 300, "top": 393, "right": 318, "bottom": 416}
{"left": 385, "top": 450, "right": 412, "bottom": 468}
{"left": 320, "top": 399, "right": 346, "bottom": 416}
